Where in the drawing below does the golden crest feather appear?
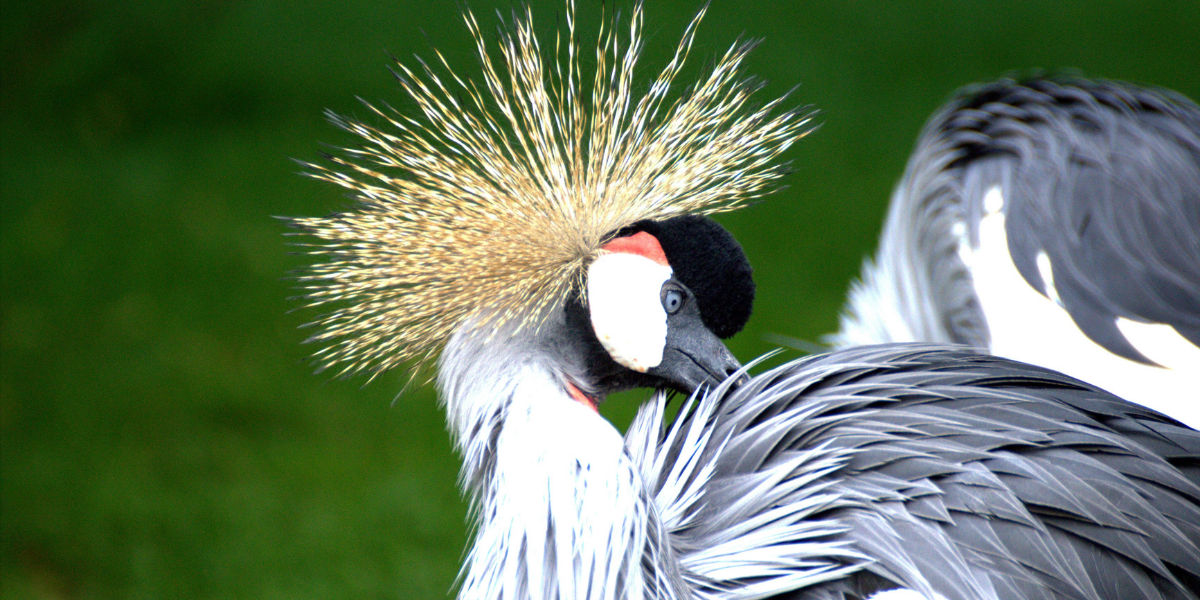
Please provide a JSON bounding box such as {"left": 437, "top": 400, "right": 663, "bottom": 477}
{"left": 288, "top": 1, "right": 813, "bottom": 380}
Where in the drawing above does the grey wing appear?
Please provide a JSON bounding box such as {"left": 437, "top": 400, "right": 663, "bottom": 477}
{"left": 941, "top": 78, "right": 1200, "bottom": 361}
{"left": 834, "top": 77, "right": 1200, "bottom": 363}
{"left": 637, "top": 344, "right": 1200, "bottom": 600}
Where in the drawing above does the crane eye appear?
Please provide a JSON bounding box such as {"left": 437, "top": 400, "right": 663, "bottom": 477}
{"left": 661, "top": 287, "right": 684, "bottom": 314}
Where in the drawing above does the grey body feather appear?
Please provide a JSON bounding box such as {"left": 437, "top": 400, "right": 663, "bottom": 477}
{"left": 833, "top": 77, "right": 1200, "bottom": 362}
{"left": 635, "top": 345, "right": 1200, "bottom": 599}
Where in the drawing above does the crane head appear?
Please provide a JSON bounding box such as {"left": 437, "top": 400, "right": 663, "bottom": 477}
{"left": 573, "top": 215, "right": 752, "bottom": 398}
{"left": 288, "top": 1, "right": 809, "bottom": 389}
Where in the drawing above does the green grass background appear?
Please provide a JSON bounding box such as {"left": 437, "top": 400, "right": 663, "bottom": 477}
{"left": 2, "top": 0, "right": 1197, "bottom": 598}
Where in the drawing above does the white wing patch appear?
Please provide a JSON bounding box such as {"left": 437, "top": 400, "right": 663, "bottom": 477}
{"left": 588, "top": 253, "right": 673, "bottom": 373}
{"left": 960, "top": 185, "right": 1200, "bottom": 428}
{"left": 1116, "top": 318, "right": 1200, "bottom": 373}
{"left": 982, "top": 184, "right": 1005, "bottom": 214}
{"left": 1034, "top": 252, "right": 1064, "bottom": 306}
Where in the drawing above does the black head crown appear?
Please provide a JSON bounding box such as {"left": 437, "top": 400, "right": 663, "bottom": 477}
{"left": 616, "top": 215, "right": 755, "bottom": 339}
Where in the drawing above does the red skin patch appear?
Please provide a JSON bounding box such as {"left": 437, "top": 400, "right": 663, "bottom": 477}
{"left": 601, "top": 231, "right": 669, "bottom": 266}
{"left": 566, "top": 382, "right": 599, "bottom": 413}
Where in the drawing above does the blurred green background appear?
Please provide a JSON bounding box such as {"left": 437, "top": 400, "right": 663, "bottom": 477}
{"left": 2, "top": 0, "right": 1197, "bottom": 597}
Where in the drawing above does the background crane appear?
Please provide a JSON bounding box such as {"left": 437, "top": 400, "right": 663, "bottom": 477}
{"left": 830, "top": 77, "right": 1200, "bottom": 428}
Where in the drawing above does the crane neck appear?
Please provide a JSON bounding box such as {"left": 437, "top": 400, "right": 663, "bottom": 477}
{"left": 831, "top": 158, "right": 989, "bottom": 350}
{"left": 436, "top": 322, "right": 687, "bottom": 599}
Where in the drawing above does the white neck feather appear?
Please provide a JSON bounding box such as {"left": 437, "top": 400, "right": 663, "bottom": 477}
{"left": 437, "top": 324, "right": 683, "bottom": 600}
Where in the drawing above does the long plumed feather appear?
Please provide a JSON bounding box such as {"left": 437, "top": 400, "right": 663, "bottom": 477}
{"left": 287, "top": 1, "right": 812, "bottom": 380}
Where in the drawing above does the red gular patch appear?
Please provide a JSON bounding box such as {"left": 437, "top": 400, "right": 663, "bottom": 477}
{"left": 601, "top": 231, "right": 669, "bottom": 266}
{"left": 566, "top": 382, "right": 599, "bottom": 413}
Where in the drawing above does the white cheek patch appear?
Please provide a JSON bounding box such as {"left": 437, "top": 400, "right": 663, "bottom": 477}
{"left": 587, "top": 253, "right": 673, "bottom": 372}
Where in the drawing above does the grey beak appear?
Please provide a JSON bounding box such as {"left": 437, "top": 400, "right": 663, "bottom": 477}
{"left": 648, "top": 313, "right": 745, "bottom": 394}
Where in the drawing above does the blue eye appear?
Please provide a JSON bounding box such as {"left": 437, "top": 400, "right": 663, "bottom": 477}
{"left": 662, "top": 288, "right": 684, "bottom": 314}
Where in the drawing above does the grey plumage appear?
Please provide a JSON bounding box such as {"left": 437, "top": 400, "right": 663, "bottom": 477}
{"left": 630, "top": 344, "right": 1200, "bottom": 599}
{"left": 834, "top": 77, "right": 1200, "bottom": 356}
{"left": 947, "top": 78, "right": 1200, "bottom": 360}
{"left": 833, "top": 76, "right": 1200, "bottom": 425}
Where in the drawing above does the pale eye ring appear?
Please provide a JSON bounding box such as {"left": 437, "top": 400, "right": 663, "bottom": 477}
{"left": 661, "top": 287, "right": 684, "bottom": 314}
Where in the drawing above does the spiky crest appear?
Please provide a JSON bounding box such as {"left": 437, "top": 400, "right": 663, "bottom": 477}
{"left": 288, "top": 1, "right": 812, "bottom": 380}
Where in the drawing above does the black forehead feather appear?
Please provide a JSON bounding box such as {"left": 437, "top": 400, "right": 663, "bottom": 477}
{"left": 616, "top": 215, "right": 755, "bottom": 338}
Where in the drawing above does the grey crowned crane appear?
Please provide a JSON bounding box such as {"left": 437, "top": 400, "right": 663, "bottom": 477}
{"left": 287, "top": 3, "right": 1200, "bottom": 599}
{"left": 831, "top": 77, "right": 1200, "bottom": 428}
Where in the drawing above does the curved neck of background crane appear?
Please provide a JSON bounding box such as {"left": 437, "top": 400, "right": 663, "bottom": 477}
{"left": 830, "top": 139, "right": 989, "bottom": 350}
{"left": 436, "top": 320, "right": 683, "bottom": 599}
